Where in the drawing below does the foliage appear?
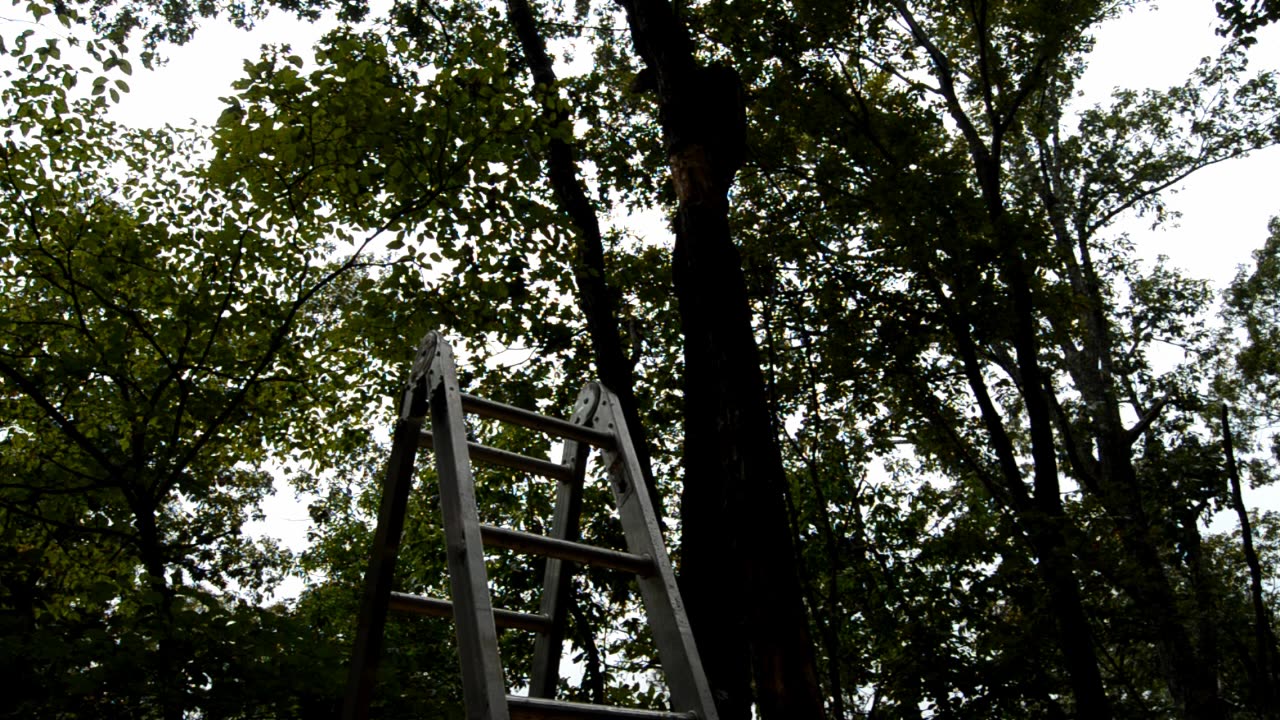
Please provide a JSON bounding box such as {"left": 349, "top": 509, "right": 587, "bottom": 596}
{"left": 1227, "top": 217, "right": 1280, "bottom": 424}
{"left": 6, "top": 0, "right": 1280, "bottom": 718}
{"left": 1218, "top": 0, "right": 1280, "bottom": 42}
{"left": 0, "top": 4, "right": 390, "bottom": 716}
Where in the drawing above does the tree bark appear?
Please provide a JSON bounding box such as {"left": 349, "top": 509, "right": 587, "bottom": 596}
{"left": 928, "top": 246, "right": 1114, "bottom": 720}
{"left": 1100, "top": 440, "right": 1224, "bottom": 719}
{"left": 613, "top": 2, "right": 825, "bottom": 718}
{"left": 999, "top": 227, "right": 1116, "bottom": 720}
{"left": 884, "top": 8, "right": 1115, "bottom": 712}
{"left": 1063, "top": 219, "right": 1222, "bottom": 720}
{"left": 1222, "top": 404, "right": 1280, "bottom": 716}
{"left": 131, "top": 491, "right": 184, "bottom": 720}
{"left": 503, "top": 0, "right": 662, "bottom": 516}
{"left": 1038, "top": 131, "right": 1225, "bottom": 720}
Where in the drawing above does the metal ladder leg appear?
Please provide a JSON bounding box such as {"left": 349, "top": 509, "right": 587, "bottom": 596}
{"left": 342, "top": 333, "right": 443, "bottom": 720}
{"left": 423, "top": 334, "right": 510, "bottom": 720}
{"left": 530, "top": 384, "right": 602, "bottom": 698}
{"left": 341, "top": 416, "right": 426, "bottom": 720}
{"left": 590, "top": 387, "right": 719, "bottom": 719}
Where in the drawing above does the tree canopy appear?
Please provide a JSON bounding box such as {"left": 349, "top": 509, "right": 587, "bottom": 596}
{"left": 4, "top": 0, "right": 1280, "bottom": 718}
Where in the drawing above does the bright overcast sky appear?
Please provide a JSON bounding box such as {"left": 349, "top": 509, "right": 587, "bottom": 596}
{"left": 1073, "top": 3, "right": 1280, "bottom": 290}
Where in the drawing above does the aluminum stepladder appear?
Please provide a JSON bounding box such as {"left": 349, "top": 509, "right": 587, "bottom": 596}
{"left": 342, "top": 332, "right": 718, "bottom": 720}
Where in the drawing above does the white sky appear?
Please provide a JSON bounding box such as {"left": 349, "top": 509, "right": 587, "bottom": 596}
{"left": 1075, "top": 3, "right": 1280, "bottom": 289}
{"left": 110, "top": 13, "right": 333, "bottom": 129}
{"left": 99, "top": 4, "right": 1280, "bottom": 562}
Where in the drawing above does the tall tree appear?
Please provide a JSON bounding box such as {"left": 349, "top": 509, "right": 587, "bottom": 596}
{"left": 204, "top": 1, "right": 826, "bottom": 715}
{"left": 1, "top": 6, "right": 461, "bottom": 717}
{"left": 502, "top": 0, "right": 663, "bottom": 515}
{"left": 1223, "top": 218, "right": 1280, "bottom": 712}
{"left": 608, "top": 2, "right": 826, "bottom": 717}
{"left": 714, "top": 0, "right": 1280, "bottom": 716}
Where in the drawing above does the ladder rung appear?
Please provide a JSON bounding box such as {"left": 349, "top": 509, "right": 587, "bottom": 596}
{"left": 420, "top": 431, "right": 573, "bottom": 482}
{"left": 479, "top": 525, "right": 655, "bottom": 576}
{"left": 461, "top": 393, "right": 616, "bottom": 448}
{"left": 388, "top": 592, "right": 553, "bottom": 633}
{"left": 508, "top": 696, "right": 697, "bottom": 720}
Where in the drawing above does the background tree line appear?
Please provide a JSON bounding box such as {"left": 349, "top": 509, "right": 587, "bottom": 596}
{"left": 3, "top": 0, "right": 1280, "bottom": 718}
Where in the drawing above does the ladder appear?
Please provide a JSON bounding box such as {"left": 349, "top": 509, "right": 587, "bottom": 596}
{"left": 341, "top": 332, "right": 719, "bottom": 720}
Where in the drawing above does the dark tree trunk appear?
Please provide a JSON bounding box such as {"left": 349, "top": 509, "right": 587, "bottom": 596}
{"left": 1101, "top": 445, "right": 1225, "bottom": 720}
{"left": 503, "top": 0, "right": 661, "bottom": 515}
{"left": 1222, "top": 405, "right": 1280, "bottom": 716}
{"left": 1181, "top": 505, "right": 1222, "bottom": 710}
{"left": 613, "top": 2, "right": 825, "bottom": 718}
{"left": 1039, "top": 134, "right": 1225, "bottom": 720}
{"left": 132, "top": 494, "right": 184, "bottom": 720}
{"left": 998, "top": 231, "right": 1115, "bottom": 720}
{"left": 918, "top": 169, "right": 1113, "bottom": 716}
{"left": 919, "top": 217, "right": 1112, "bottom": 720}
{"left": 1066, "top": 223, "right": 1222, "bottom": 720}
{"left": 886, "top": 7, "right": 1115, "bottom": 712}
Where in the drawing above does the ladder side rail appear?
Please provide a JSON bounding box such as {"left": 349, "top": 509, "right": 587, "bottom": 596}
{"left": 530, "top": 383, "right": 603, "bottom": 698}
{"left": 341, "top": 413, "right": 425, "bottom": 720}
{"left": 428, "top": 338, "right": 512, "bottom": 720}
{"left": 591, "top": 388, "right": 720, "bottom": 720}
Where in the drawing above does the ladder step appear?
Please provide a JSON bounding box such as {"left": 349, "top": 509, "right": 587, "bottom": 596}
{"left": 508, "top": 696, "right": 697, "bottom": 720}
{"left": 420, "top": 431, "right": 573, "bottom": 482}
{"left": 479, "top": 525, "right": 655, "bottom": 576}
{"left": 461, "top": 393, "right": 616, "bottom": 448}
{"left": 388, "top": 592, "right": 552, "bottom": 633}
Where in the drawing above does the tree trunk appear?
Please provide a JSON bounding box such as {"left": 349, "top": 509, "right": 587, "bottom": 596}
{"left": 1222, "top": 404, "right": 1280, "bottom": 716}
{"left": 614, "top": 2, "right": 825, "bottom": 718}
{"left": 925, "top": 222, "right": 1113, "bottom": 719}
{"left": 503, "top": 0, "right": 661, "bottom": 515}
{"left": 132, "top": 493, "right": 184, "bottom": 720}
{"left": 887, "top": 8, "right": 1114, "bottom": 711}
{"left": 1181, "top": 504, "right": 1222, "bottom": 711}
{"left": 1106, "top": 435, "right": 1225, "bottom": 719}
{"left": 1038, "top": 133, "right": 1225, "bottom": 720}
{"left": 1069, "top": 232, "right": 1223, "bottom": 720}
{"left": 998, "top": 231, "right": 1114, "bottom": 720}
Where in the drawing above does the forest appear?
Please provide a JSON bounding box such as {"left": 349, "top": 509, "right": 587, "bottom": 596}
{"left": 3, "top": 0, "right": 1280, "bottom": 718}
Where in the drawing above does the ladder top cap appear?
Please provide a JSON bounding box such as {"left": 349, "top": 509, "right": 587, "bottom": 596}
{"left": 412, "top": 332, "right": 442, "bottom": 381}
